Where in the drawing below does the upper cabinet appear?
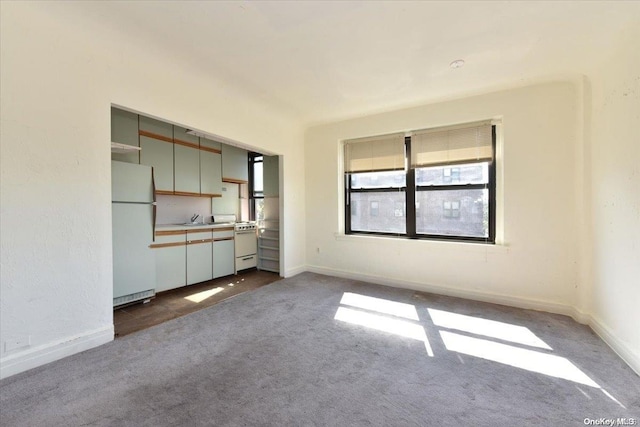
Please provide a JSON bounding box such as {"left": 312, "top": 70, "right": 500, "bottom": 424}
{"left": 174, "top": 144, "right": 200, "bottom": 195}
{"left": 139, "top": 116, "right": 175, "bottom": 193}
{"left": 263, "top": 155, "right": 279, "bottom": 197}
{"left": 110, "top": 109, "right": 234, "bottom": 198}
{"left": 173, "top": 126, "right": 199, "bottom": 145}
{"left": 140, "top": 136, "right": 174, "bottom": 193}
{"left": 173, "top": 126, "right": 201, "bottom": 196}
{"left": 221, "top": 144, "right": 248, "bottom": 183}
{"left": 111, "top": 108, "right": 139, "bottom": 163}
{"left": 139, "top": 116, "right": 173, "bottom": 139}
{"left": 200, "top": 139, "right": 222, "bottom": 197}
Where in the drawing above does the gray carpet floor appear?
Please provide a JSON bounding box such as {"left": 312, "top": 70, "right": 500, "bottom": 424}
{"left": 1, "top": 272, "right": 639, "bottom": 426}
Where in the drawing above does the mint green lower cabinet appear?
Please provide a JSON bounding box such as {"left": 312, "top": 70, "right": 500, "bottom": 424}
{"left": 140, "top": 136, "right": 174, "bottom": 192}
{"left": 187, "top": 231, "right": 213, "bottom": 285}
{"left": 213, "top": 235, "right": 235, "bottom": 279}
{"left": 152, "top": 233, "right": 186, "bottom": 293}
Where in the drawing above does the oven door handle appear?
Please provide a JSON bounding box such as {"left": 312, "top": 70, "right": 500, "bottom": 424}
{"left": 235, "top": 231, "right": 256, "bottom": 235}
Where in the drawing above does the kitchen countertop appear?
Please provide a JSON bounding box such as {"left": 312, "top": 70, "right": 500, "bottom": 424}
{"left": 156, "top": 223, "right": 236, "bottom": 232}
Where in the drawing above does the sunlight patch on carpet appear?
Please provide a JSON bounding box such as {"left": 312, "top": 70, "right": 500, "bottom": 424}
{"left": 428, "top": 308, "right": 552, "bottom": 350}
{"left": 184, "top": 287, "right": 224, "bottom": 303}
{"left": 335, "top": 306, "right": 433, "bottom": 356}
{"left": 439, "top": 330, "right": 599, "bottom": 387}
{"left": 340, "top": 293, "right": 420, "bottom": 321}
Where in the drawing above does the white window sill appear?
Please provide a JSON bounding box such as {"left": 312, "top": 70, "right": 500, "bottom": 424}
{"left": 333, "top": 232, "right": 510, "bottom": 254}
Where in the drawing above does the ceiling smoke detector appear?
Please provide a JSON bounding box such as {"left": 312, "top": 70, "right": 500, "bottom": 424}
{"left": 450, "top": 59, "right": 465, "bottom": 69}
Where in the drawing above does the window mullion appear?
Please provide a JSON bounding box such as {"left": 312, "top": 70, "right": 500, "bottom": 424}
{"left": 406, "top": 136, "right": 416, "bottom": 237}
{"left": 248, "top": 154, "right": 255, "bottom": 220}
{"left": 416, "top": 183, "right": 488, "bottom": 191}
{"left": 489, "top": 125, "right": 497, "bottom": 242}
{"left": 345, "top": 174, "right": 352, "bottom": 234}
{"left": 350, "top": 187, "right": 406, "bottom": 193}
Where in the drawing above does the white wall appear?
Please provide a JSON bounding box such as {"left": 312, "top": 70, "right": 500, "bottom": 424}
{"left": 305, "top": 82, "right": 581, "bottom": 313}
{"left": 212, "top": 184, "right": 241, "bottom": 219}
{"left": 2, "top": 2, "right": 637, "bottom": 380}
{"left": 586, "top": 26, "right": 640, "bottom": 372}
{"left": 155, "top": 195, "right": 212, "bottom": 226}
{"left": 0, "top": 2, "right": 306, "bottom": 378}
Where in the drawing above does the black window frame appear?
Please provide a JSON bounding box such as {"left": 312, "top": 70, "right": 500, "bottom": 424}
{"left": 248, "top": 152, "right": 264, "bottom": 221}
{"left": 345, "top": 126, "right": 496, "bottom": 244}
{"left": 345, "top": 161, "right": 408, "bottom": 237}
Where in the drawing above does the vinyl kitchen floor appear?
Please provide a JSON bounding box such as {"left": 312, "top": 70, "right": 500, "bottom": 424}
{"left": 114, "top": 269, "right": 281, "bottom": 338}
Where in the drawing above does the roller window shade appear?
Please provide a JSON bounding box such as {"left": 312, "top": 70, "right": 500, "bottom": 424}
{"left": 411, "top": 122, "right": 493, "bottom": 168}
{"left": 344, "top": 133, "right": 405, "bottom": 173}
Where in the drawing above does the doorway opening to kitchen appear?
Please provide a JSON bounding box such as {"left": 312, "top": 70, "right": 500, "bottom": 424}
{"left": 111, "top": 106, "right": 284, "bottom": 336}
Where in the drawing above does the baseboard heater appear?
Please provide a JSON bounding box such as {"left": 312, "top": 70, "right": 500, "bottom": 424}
{"left": 113, "top": 289, "right": 155, "bottom": 307}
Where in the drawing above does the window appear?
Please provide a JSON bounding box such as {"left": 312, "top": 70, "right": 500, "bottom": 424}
{"left": 443, "top": 201, "right": 460, "bottom": 218}
{"left": 394, "top": 201, "right": 405, "bottom": 217}
{"left": 249, "top": 153, "right": 264, "bottom": 221}
{"left": 370, "top": 201, "right": 379, "bottom": 217}
{"left": 344, "top": 132, "right": 407, "bottom": 234}
{"left": 443, "top": 167, "right": 460, "bottom": 183}
{"left": 344, "top": 121, "right": 496, "bottom": 243}
{"left": 348, "top": 171, "right": 406, "bottom": 233}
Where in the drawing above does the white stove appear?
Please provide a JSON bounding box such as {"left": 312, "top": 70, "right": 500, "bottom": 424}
{"left": 234, "top": 222, "right": 257, "bottom": 272}
{"left": 234, "top": 222, "right": 257, "bottom": 232}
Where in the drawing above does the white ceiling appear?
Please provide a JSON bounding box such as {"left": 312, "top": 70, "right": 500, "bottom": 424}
{"left": 66, "top": 1, "right": 639, "bottom": 126}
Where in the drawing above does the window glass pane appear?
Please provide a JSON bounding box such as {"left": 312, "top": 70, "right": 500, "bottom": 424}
{"left": 416, "top": 162, "right": 488, "bottom": 186}
{"left": 253, "top": 161, "right": 263, "bottom": 193}
{"left": 254, "top": 198, "right": 265, "bottom": 221}
{"left": 370, "top": 201, "right": 379, "bottom": 217}
{"left": 350, "top": 192, "right": 406, "bottom": 233}
{"left": 394, "top": 201, "right": 404, "bottom": 217}
{"left": 416, "top": 189, "right": 488, "bottom": 238}
{"left": 351, "top": 170, "right": 405, "bottom": 189}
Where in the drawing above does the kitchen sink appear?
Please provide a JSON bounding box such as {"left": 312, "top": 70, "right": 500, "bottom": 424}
{"left": 170, "top": 222, "right": 234, "bottom": 227}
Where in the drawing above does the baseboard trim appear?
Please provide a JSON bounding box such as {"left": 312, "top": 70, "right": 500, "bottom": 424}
{"left": 587, "top": 315, "right": 640, "bottom": 377}
{"left": 306, "top": 265, "right": 578, "bottom": 318}
{"left": 0, "top": 325, "right": 114, "bottom": 380}
{"left": 305, "top": 265, "right": 640, "bottom": 377}
{"left": 284, "top": 265, "right": 306, "bottom": 278}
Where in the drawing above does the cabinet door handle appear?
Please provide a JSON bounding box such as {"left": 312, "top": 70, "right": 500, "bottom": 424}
{"left": 242, "top": 257, "right": 254, "bottom": 261}
{"left": 188, "top": 239, "right": 209, "bottom": 244}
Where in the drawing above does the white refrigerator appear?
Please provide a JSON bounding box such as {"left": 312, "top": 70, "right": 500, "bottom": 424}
{"left": 112, "top": 161, "right": 157, "bottom": 307}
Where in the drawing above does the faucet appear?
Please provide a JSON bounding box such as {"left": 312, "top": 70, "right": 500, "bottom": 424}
{"left": 190, "top": 213, "right": 199, "bottom": 223}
